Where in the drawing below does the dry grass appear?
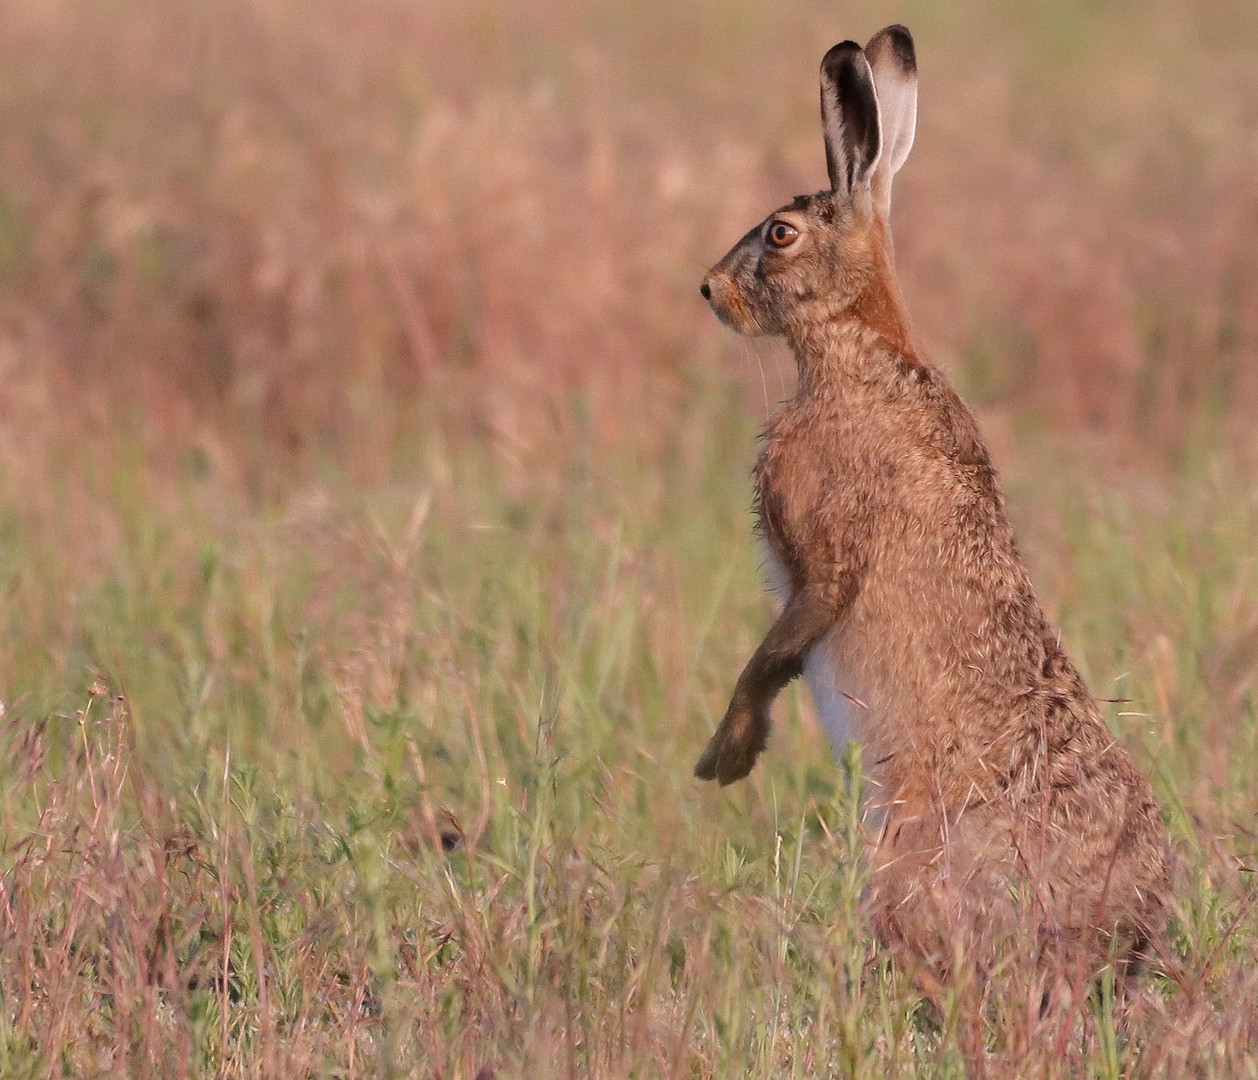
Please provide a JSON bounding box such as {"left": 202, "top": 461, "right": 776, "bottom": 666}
{"left": 0, "top": 0, "right": 1257, "bottom": 1075}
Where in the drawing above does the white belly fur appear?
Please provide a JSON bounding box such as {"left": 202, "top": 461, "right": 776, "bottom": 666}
{"left": 802, "top": 646, "right": 858, "bottom": 756}
{"left": 761, "top": 545, "right": 860, "bottom": 758}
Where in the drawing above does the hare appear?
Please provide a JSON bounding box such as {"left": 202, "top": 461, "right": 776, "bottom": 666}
{"left": 694, "top": 26, "right": 1168, "bottom": 993}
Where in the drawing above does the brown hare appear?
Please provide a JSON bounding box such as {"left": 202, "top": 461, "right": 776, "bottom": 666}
{"left": 694, "top": 25, "right": 1168, "bottom": 996}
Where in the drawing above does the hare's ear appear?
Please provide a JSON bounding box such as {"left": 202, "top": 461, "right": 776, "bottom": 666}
{"left": 864, "top": 25, "right": 917, "bottom": 219}
{"left": 820, "top": 41, "right": 881, "bottom": 200}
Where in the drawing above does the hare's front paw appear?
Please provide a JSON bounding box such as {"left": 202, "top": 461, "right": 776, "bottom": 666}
{"left": 694, "top": 701, "right": 769, "bottom": 786}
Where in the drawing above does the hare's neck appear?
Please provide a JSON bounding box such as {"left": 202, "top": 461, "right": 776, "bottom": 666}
{"left": 849, "top": 239, "right": 915, "bottom": 356}
{"left": 788, "top": 218, "right": 917, "bottom": 391}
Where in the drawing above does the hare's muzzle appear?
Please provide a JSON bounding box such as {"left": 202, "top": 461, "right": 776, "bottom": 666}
{"left": 700, "top": 269, "right": 765, "bottom": 336}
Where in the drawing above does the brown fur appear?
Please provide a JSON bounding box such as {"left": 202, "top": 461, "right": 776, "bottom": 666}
{"left": 694, "top": 27, "right": 1168, "bottom": 995}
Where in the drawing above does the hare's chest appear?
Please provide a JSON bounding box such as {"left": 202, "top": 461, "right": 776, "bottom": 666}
{"left": 754, "top": 418, "right": 864, "bottom": 562}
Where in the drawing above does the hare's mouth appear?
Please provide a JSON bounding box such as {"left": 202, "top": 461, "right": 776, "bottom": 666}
{"left": 700, "top": 276, "right": 763, "bottom": 336}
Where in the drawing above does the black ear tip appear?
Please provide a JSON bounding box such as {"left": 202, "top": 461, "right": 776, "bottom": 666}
{"left": 820, "top": 40, "right": 863, "bottom": 76}
{"left": 869, "top": 24, "right": 917, "bottom": 73}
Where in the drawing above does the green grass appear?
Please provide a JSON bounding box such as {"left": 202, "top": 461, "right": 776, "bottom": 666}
{"left": 1, "top": 393, "right": 1256, "bottom": 1077}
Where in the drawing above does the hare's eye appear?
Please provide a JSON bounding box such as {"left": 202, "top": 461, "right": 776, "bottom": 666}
{"left": 766, "top": 221, "right": 799, "bottom": 248}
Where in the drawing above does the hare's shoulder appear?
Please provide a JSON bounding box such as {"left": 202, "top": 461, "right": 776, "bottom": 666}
{"left": 758, "top": 367, "right": 997, "bottom": 500}
{"left": 869, "top": 358, "right": 1012, "bottom": 523}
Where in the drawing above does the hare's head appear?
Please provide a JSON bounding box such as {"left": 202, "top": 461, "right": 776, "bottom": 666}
{"left": 700, "top": 26, "right": 918, "bottom": 340}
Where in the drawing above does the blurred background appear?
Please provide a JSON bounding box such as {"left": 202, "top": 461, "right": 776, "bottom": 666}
{"left": 2, "top": 0, "right": 1256, "bottom": 496}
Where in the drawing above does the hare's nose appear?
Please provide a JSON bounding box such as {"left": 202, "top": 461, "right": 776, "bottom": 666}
{"left": 699, "top": 281, "right": 712, "bottom": 300}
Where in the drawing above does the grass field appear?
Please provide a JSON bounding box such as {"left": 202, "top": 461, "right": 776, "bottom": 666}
{"left": 1, "top": 0, "right": 1257, "bottom": 1076}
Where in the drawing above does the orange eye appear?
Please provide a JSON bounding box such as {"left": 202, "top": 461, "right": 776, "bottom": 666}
{"left": 766, "top": 221, "right": 799, "bottom": 248}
